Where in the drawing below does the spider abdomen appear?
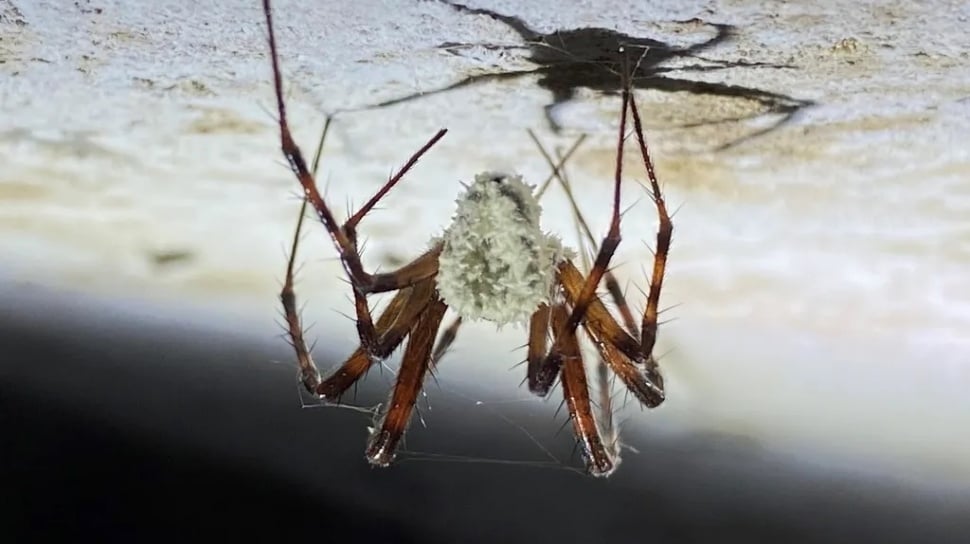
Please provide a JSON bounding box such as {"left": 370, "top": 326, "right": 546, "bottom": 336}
{"left": 436, "top": 172, "right": 566, "bottom": 326}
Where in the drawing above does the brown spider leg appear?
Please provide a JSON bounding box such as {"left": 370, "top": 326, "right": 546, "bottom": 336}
{"left": 548, "top": 82, "right": 670, "bottom": 405}
{"left": 550, "top": 304, "right": 616, "bottom": 477}
{"left": 281, "top": 198, "right": 439, "bottom": 399}
{"left": 554, "top": 261, "right": 637, "bottom": 357}
{"left": 430, "top": 316, "right": 463, "bottom": 366}
{"left": 274, "top": 109, "right": 439, "bottom": 399}
{"left": 627, "top": 90, "right": 673, "bottom": 365}
{"left": 526, "top": 135, "right": 591, "bottom": 397}
{"left": 280, "top": 116, "right": 335, "bottom": 393}
{"left": 316, "top": 277, "right": 438, "bottom": 400}
{"left": 368, "top": 242, "right": 443, "bottom": 293}
{"left": 559, "top": 260, "right": 664, "bottom": 407}
{"left": 366, "top": 295, "right": 448, "bottom": 467}
{"left": 263, "top": 0, "right": 446, "bottom": 356}
{"left": 557, "top": 82, "right": 632, "bottom": 338}
{"left": 545, "top": 78, "right": 668, "bottom": 407}
{"left": 302, "top": 290, "right": 408, "bottom": 400}
{"left": 528, "top": 130, "right": 639, "bottom": 336}
{"left": 526, "top": 303, "right": 557, "bottom": 395}
{"left": 281, "top": 198, "right": 318, "bottom": 390}
{"left": 548, "top": 147, "right": 619, "bottom": 448}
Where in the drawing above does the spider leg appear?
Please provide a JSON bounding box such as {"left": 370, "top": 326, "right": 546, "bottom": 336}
{"left": 281, "top": 198, "right": 317, "bottom": 390}
{"left": 366, "top": 296, "right": 448, "bottom": 466}
{"left": 543, "top": 144, "right": 620, "bottom": 446}
{"left": 552, "top": 78, "right": 632, "bottom": 343}
{"left": 282, "top": 189, "right": 437, "bottom": 398}
{"left": 263, "top": 0, "right": 446, "bottom": 357}
{"left": 526, "top": 303, "right": 557, "bottom": 396}
{"left": 558, "top": 261, "right": 664, "bottom": 407}
{"left": 366, "top": 243, "right": 443, "bottom": 292}
{"left": 627, "top": 88, "right": 673, "bottom": 370}
{"left": 583, "top": 323, "right": 664, "bottom": 408}
{"left": 532, "top": 133, "right": 586, "bottom": 200}
{"left": 431, "top": 316, "right": 463, "bottom": 366}
{"left": 545, "top": 76, "right": 650, "bottom": 398}
{"left": 280, "top": 117, "right": 336, "bottom": 394}
{"left": 533, "top": 134, "right": 641, "bottom": 450}
{"left": 528, "top": 130, "right": 638, "bottom": 336}
{"left": 526, "top": 133, "right": 600, "bottom": 397}
{"left": 550, "top": 304, "right": 616, "bottom": 477}
{"left": 316, "top": 278, "right": 438, "bottom": 400}
{"left": 545, "top": 71, "right": 667, "bottom": 406}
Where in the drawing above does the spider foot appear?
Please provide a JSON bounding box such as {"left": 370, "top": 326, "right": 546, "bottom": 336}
{"left": 365, "top": 428, "right": 396, "bottom": 467}
{"left": 528, "top": 352, "right": 562, "bottom": 397}
{"left": 640, "top": 361, "right": 665, "bottom": 407}
{"left": 585, "top": 451, "right": 618, "bottom": 478}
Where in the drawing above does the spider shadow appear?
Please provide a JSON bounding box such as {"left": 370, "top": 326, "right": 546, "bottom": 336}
{"left": 343, "top": 0, "right": 814, "bottom": 150}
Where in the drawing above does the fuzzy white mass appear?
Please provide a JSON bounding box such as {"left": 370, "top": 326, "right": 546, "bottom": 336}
{"left": 436, "top": 172, "right": 568, "bottom": 326}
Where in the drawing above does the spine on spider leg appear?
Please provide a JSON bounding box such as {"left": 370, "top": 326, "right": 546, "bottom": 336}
{"left": 365, "top": 298, "right": 448, "bottom": 467}
{"left": 315, "top": 279, "right": 438, "bottom": 401}
{"left": 527, "top": 304, "right": 560, "bottom": 397}
{"left": 586, "top": 327, "right": 665, "bottom": 408}
{"left": 626, "top": 84, "right": 673, "bottom": 389}
{"left": 556, "top": 261, "right": 640, "bottom": 364}
{"left": 593, "top": 355, "right": 622, "bottom": 463}
{"left": 557, "top": 260, "right": 665, "bottom": 407}
{"left": 530, "top": 352, "right": 562, "bottom": 398}
{"left": 280, "top": 279, "right": 320, "bottom": 391}
{"left": 280, "top": 198, "right": 327, "bottom": 394}
{"left": 551, "top": 305, "right": 617, "bottom": 477}
{"left": 561, "top": 83, "right": 631, "bottom": 337}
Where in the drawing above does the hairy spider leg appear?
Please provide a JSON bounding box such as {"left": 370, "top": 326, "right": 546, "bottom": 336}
{"left": 525, "top": 303, "right": 554, "bottom": 393}
{"left": 276, "top": 115, "right": 442, "bottom": 400}
{"left": 431, "top": 316, "right": 464, "bottom": 366}
{"left": 627, "top": 90, "right": 673, "bottom": 377}
{"left": 543, "top": 67, "right": 669, "bottom": 408}
{"left": 528, "top": 129, "right": 638, "bottom": 336}
{"left": 530, "top": 134, "right": 626, "bottom": 448}
{"left": 550, "top": 304, "right": 616, "bottom": 476}
{"left": 534, "top": 70, "right": 672, "bottom": 477}
{"left": 280, "top": 119, "right": 332, "bottom": 395}
{"left": 542, "top": 80, "right": 631, "bottom": 381}
{"left": 366, "top": 287, "right": 448, "bottom": 466}
{"left": 263, "top": 0, "right": 446, "bottom": 359}
{"left": 558, "top": 261, "right": 664, "bottom": 407}
{"left": 552, "top": 143, "right": 620, "bottom": 452}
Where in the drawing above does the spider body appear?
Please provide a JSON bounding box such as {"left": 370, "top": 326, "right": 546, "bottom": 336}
{"left": 265, "top": 1, "right": 672, "bottom": 477}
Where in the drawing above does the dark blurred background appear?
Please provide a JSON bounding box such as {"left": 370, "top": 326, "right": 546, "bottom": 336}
{"left": 3, "top": 286, "right": 969, "bottom": 543}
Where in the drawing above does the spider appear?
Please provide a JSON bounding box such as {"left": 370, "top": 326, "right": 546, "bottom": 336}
{"left": 264, "top": 0, "right": 672, "bottom": 477}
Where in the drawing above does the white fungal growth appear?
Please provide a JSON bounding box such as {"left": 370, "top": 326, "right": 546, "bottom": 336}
{"left": 436, "top": 171, "right": 568, "bottom": 326}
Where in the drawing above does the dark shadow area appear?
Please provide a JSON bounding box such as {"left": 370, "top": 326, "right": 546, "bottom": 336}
{"left": 2, "top": 287, "right": 968, "bottom": 542}
{"left": 350, "top": 0, "right": 813, "bottom": 148}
